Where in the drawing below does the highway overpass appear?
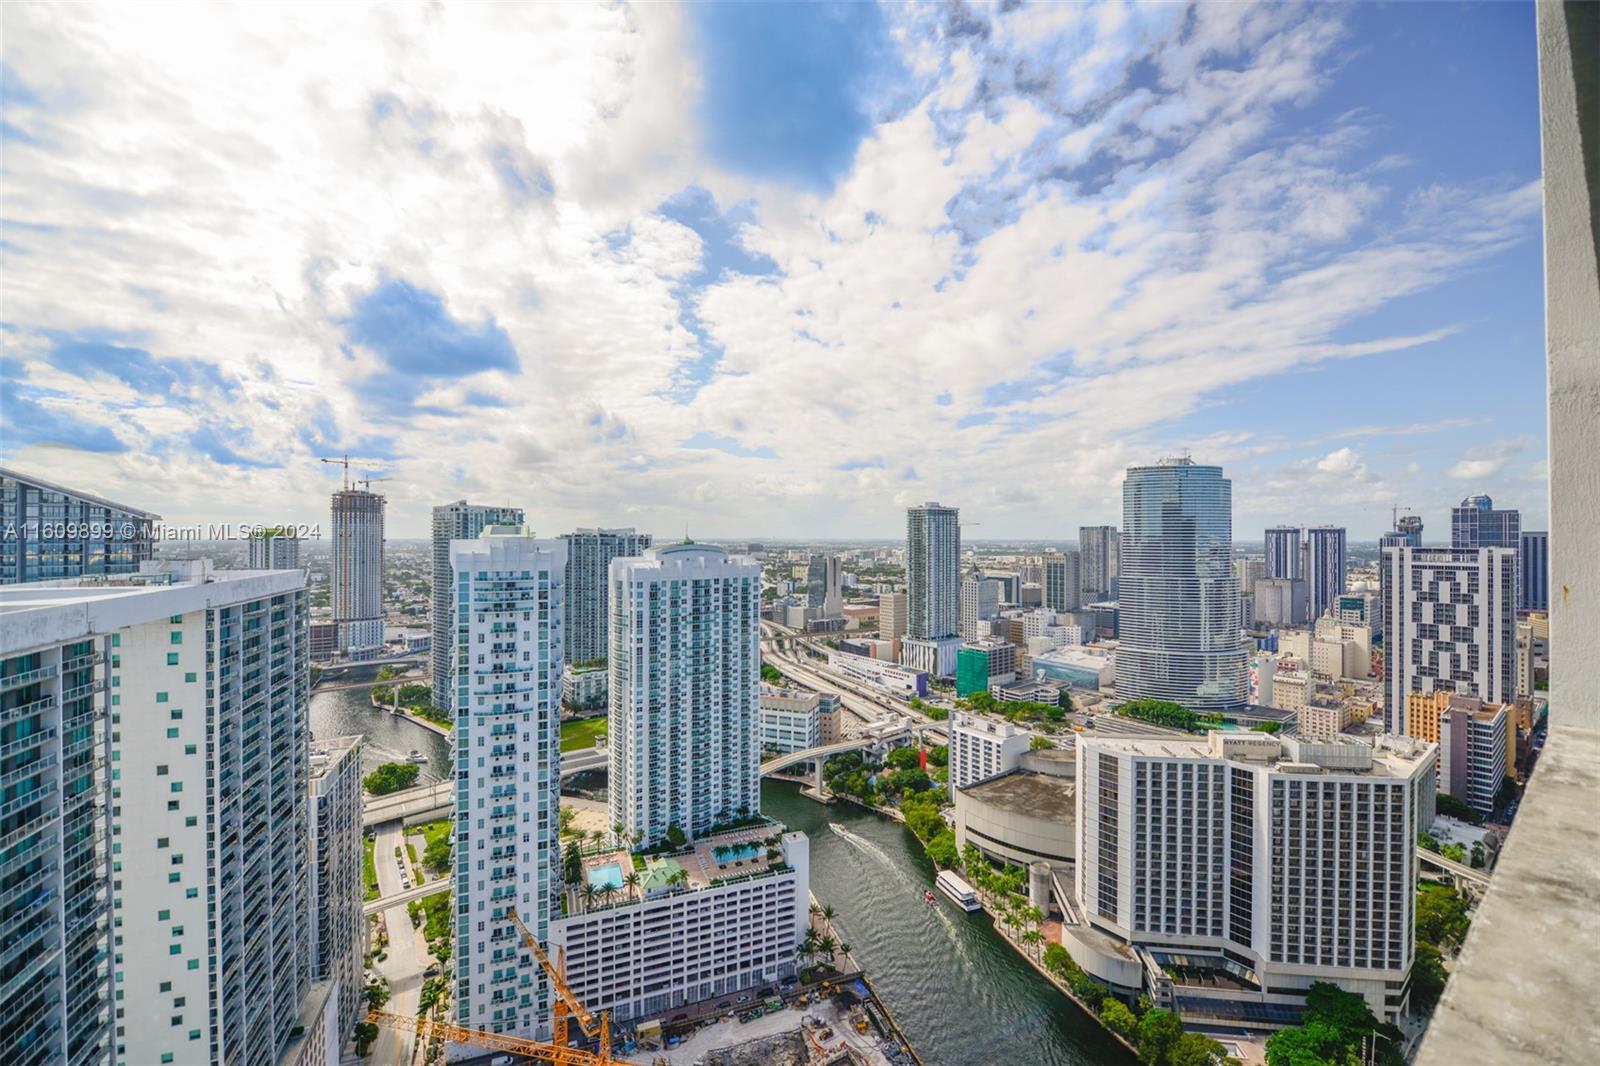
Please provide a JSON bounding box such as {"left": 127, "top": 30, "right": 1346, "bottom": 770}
{"left": 362, "top": 747, "right": 610, "bottom": 827}
{"left": 364, "top": 878, "right": 450, "bottom": 916}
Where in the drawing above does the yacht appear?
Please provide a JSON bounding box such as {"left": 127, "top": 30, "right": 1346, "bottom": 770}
{"left": 405, "top": 750, "right": 428, "bottom": 764}
{"left": 936, "top": 870, "right": 981, "bottom": 912}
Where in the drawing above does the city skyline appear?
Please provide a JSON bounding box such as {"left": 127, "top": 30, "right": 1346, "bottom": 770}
{"left": 1, "top": 3, "right": 1547, "bottom": 539}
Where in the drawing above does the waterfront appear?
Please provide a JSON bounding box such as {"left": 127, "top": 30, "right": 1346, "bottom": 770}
{"left": 310, "top": 684, "right": 452, "bottom": 784}
{"left": 763, "top": 781, "right": 1133, "bottom": 1066}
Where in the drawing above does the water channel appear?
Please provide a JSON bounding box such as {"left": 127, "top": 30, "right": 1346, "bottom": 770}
{"left": 311, "top": 685, "right": 1131, "bottom": 1065}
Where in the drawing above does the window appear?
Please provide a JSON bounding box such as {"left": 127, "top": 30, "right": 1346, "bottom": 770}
{"left": 186, "top": 960, "right": 199, "bottom": 971}
{"left": 167, "top": 728, "right": 179, "bottom": 739}
{"left": 170, "top": 710, "right": 182, "bottom": 720}
{"left": 159, "top": 982, "right": 171, "bottom": 993}
{"left": 168, "top": 945, "right": 180, "bottom": 955}
{"left": 185, "top": 888, "right": 198, "bottom": 899}
{"left": 156, "top": 691, "right": 168, "bottom": 703}
{"left": 158, "top": 909, "right": 169, "bottom": 920}
{"left": 168, "top": 872, "right": 180, "bottom": 883}
{"left": 167, "top": 653, "right": 180, "bottom": 666}
{"left": 185, "top": 816, "right": 197, "bottom": 827}
{"left": 172, "top": 926, "right": 184, "bottom": 936}
{"left": 156, "top": 765, "right": 168, "bottom": 776}
{"left": 184, "top": 745, "right": 196, "bottom": 755}
{"left": 167, "top": 801, "right": 179, "bottom": 811}
{"left": 170, "top": 632, "right": 182, "bottom": 644}
{"left": 174, "top": 997, "right": 185, "bottom": 1008}
{"left": 161, "top": 1055, "right": 173, "bottom": 1064}
{"left": 170, "top": 782, "right": 183, "bottom": 793}
{"left": 185, "top": 672, "right": 196, "bottom": 683}
{"left": 157, "top": 839, "right": 168, "bottom": 849}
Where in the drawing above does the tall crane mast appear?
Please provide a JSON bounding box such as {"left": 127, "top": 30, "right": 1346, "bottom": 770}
{"left": 318, "top": 455, "right": 390, "bottom": 493}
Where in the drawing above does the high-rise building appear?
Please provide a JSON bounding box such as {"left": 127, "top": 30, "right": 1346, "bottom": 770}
{"left": 1263, "top": 525, "right": 1302, "bottom": 581}
{"left": 1253, "top": 577, "right": 1308, "bottom": 627}
{"left": 561, "top": 527, "right": 652, "bottom": 666}
{"left": 1, "top": 560, "right": 314, "bottom": 1065}
{"left": 1074, "top": 731, "right": 1436, "bottom": 1023}
{"left": 0, "top": 466, "right": 159, "bottom": 585}
{"left": 431, "top": 501, "right": 526, "bottom": 711}
{"left": 1382, "top": 546, "right": 1517, "bottom": 734}
{"left": 1380, "top": 514, "right": 1425, "bottom": 550}
{"left": 0, "top": 603, "right": 115, "bottom": 1065}
{"left": 449, "top": 528, "right": 567, "bottom": 1041}
{"left": 1451, "top": 493, "right": 1520, "bottom": 549}
{"left": 331, "top": 486, "right": 385, "bottom": 652}
{"left": 805, "top": 553, "right": 843, "bottom": 618}
{"left": 1116, "top": 458, "right": 1247, "bottom": 709}
{"left": 879, "top": 591, "right": 907, "bottom": 641}
{"left": 1304, "top": 526, "right": 1347, "bottom": 622}
{"left": 308, "top": 735, "right": 365, "bottom": 1050}
{"left": 954, "top": 640, "right": 1018, "bottom": 698}
{"left": 1078, "top": 526, "right": 1119, "bottom": 600}
{"left": 906, "top": 503, "right": 960, "bottom": 639}
{"left": 1043, "top": 551, "right": 1083, "bottom": 613}
{"left": 247, "top": 527, "right": 302, "bottom": 570}
{"left": 1403, "top": 693, "right": 1510, "bottom": 816}
{"left": 609, "top": 543, "right": 762, "bottom": 846}
{"left": 948, "top": 713, "right": 1032, "bottom": 794}
{"left": 960, "top": 575, "right": 1001, "bottom": 642}
{"left": 1519, "top": 530, "right": 1550, "bottom": 611}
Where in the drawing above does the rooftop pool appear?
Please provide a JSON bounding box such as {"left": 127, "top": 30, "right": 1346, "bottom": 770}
{"left": 586, "top": 862, "right": 625, "bottom": 891}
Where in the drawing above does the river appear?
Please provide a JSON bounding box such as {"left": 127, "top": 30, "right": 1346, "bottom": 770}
{"left": 306, "top": 685, "right": 1129, "bottom": 1065}
{"left": 763, "top": 781, "right": 1132, "bottom": 1066}
{"left": 309, "top": 684, "right": 453, "bottom": 783}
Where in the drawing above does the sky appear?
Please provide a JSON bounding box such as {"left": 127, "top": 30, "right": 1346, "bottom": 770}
{"left": 1, "top": 1, "right": 1548, "bottom": 540}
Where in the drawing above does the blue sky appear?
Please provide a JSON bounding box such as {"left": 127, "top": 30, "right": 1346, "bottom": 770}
{"left": 0, "top": 2, "right": 1547, "bottom": 538}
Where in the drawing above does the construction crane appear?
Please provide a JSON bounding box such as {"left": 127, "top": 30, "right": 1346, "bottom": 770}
{"left": 318, "top": 454, "right": 390, "bottom": 492}
{"left": 508, "top": 905, "right": 612, "bottom": 1059}
{"left": 365, "top": 1010, "right": 610, "bottom": 1066}
{"left": 356, "top": 475, "right": 392, "bottom": 492}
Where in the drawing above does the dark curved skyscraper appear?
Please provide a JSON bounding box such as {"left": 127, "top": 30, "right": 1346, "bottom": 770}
{"left": 1115, "top": 457, "right": 1247, "bottom": 709}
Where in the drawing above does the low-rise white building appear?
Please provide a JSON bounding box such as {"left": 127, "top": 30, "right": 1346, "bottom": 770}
{"left": 759, "top": 685, "right": 822, "bottom": 754}
{"left": 828, "top": 649, "right": 927, "bottom": 698}
{"left": 550, "top": 830, "right": 810, "bottom": 1024}
{"left": 948, "top": 713, "right": 1033, "bottom": 794}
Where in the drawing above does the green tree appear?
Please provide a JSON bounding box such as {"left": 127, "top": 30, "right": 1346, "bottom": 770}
{"left": 760, "top": 663, "right": 783, "bottom": 684}
{"left": 423, "top": 836, "right": 452, "bottom": 874}
{"left": 1170, "top": 1032, "right": 1232, "bottom": 1066}
{"left": 1099, "top": 998, "right": 1138, "bottom": 1040}
{"left": 924, "top": 744, "right": 949, "bottom": 767}
{"left": 925, "top": 830, "right": 958, "bottom": 868}
{"left": 353, "top": 1021, "right": 380, "bottom": 1055}
{"left": 1251, "top": 720, "right": 1282, "bottom": 734}
{"left": 1416, "top": 886, "right": 1471, "bottom": 948}
{"left": 1030, "top": 735, "right": 1053, "bottom": 751}
{"left": 362, "top": 762, "right": 420, "bottom": 796}
{"left": 1410, "top": 941, "right": 1448, "bottom": 1012}
{"left": 1441, "top": 841, "right": 1467, "bottom": 863}
{"left": 1115, "top": 699, "right": 1199, "bottom": 732}
{"left": 884, "top": 746, "right": 923, "bottom": 771}
{"left": 563, "top": 841, "right": 584, "bottom": 885}
{"left": 664, "top": 823, "right": 687, "bottom": 849}
{"left": 1435, "top": 792, "right": 1484, "bottom": 825}
{"left": 1137, "top": 1009, "right": 1184, "bottom": 1065}
{"left": 1266, "top": 1020, "right": 1358, "bottom": 1066}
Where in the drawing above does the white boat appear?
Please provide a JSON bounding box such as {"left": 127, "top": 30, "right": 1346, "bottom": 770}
{"left": 935, "top": 870, "right": 981, "bottom": 912}
{"left": 405, "top": 750, "right": 428, "bottom": 764}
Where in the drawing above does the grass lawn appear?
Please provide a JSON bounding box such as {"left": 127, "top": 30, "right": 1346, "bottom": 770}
{"left": 405, "top": 841, "right": 419, "bottom": 867}
{"left": 560, "top": 715, "right": 608, "bottom": 753}
{"left": 363, "top": 835, "right": 379, "bottom": 901}
{"left": 416, "top": 819, "right": 452, "bottom": 851}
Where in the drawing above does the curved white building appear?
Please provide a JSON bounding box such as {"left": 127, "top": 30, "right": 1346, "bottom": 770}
{"left": 1115, "top": 457, "right": 1246, "bottom": 709}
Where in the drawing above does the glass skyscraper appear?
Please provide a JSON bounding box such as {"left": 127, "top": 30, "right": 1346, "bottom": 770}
{"left": 1263, "top": 525, "right": 1302, "bottom": 581}
{"left": 1452, "top": 493, "right": 1520, "bottom": 549}
{"left": 330, "top": 487, "right": 386, "bottom": 651}
{"left": 1304, "top": 525, "right": 1348, "bottom": 622}
{"left": 1116, "top": 457, "right": 1247, "bottom": 709}
{"left": 906, "top": 503, "right": 960, "bottom": 640}
{"left": 0, "top": 467, "right": 158, "bottom": 585}
{"left": 1078, "top": 526, "right": 1118, "bottom": 600}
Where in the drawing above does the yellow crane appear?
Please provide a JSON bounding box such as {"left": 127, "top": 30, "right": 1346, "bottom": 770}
{"left": 365, "top": 1010, "right": 610, "bottom": 1066}
{"left": 508, "top": 905, "right": 612, "bottom": 1059}
{"left": 367, "top": 909, "right": 614, "bottom": 1064}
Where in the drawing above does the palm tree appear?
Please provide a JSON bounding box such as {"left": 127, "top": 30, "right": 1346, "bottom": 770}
{"left": 580, "top": 883, "right": 598, "bottom": 912}
{"left": 612, "top": 821, "right": 626, "bottom": 847}
{"left": 818, "top": 934, "right": 837, "bottom": 964}
{"left": 821, "top": 903, "right": 837, "bottom": 934}
{"left": 1023, "top": 929, "right": 1044, "bottom": 961}
{"left": 588, "top": 829, "right": 604, "bottom": 849}
{"left": 624, "top": 871, "right": 641, "bottom": 899}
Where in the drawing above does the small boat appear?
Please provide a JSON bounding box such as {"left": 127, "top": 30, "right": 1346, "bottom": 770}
{"left": 405, "top": 750, "right": 428, "bottom": 764}
{"left": 923, "top": 889, "right": 936, "bottom": 904}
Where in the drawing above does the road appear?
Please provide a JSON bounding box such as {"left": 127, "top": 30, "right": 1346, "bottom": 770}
{"left": 365, "top": 877, "right": 451, "bottom": 916}
{"left": 371, "top": 819, "right": 425, "bottom": 1066}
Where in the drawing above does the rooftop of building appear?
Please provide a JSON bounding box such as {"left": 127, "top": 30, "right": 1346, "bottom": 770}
{"left": 0, "top": 465, "right": 161, "bottom": 519}
{"left": 565, "top": 821, "right": 800, "bottom": 916}
{"left": 309, "top": 735, "right": 361, "bottom": 779}
{"left": 0, "top": 562, "right": 306, "bottom": 651}
{"left": 1080, "top": 730, "right": 1435, "bottom": 778}
{"left": 960, "top": 768, "right": 1075, "bottom": 818}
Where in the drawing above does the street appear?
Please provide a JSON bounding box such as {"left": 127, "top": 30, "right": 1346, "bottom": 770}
{"left": 370, "top": 819, "right": 426, "bottom": 1066}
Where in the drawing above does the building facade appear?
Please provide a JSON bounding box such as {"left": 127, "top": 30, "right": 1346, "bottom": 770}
{"left": 1116, "top": 458, "right": 1247, "bottom": 709}
{"left": 960, "top": 576, "right": 1001, "bottom": 642}
{"left": 449, "top": 529, "right": 567, "bottom": 1041}
{"left": 1253, "top": 577, "right": 1307, "bottom": 627}
{"left": 759, "top": 686, "right": 822, "bottom": 754}
{"left": 1451, "top": 494, "right": 1520, "bottom": 550}
{"left": 878, "top": 591, "right": 907, "bottom": 641}
{"left": 1263, "top": 526, "right": 1302, "bottom": 581}
{"left": 247, "top": 528, "right": 302, "bottom": 571}
{"left": 954, "top": 641, "right": 1018, "bottom": 697}
{"left": 0, "top": 467, "right": 159, "bottom": 585}
{"left": 948, "top": 714, "right": 1032, "bottom": 793}
{"left": 561, "top": 527, "right": 652, "bottom": 667}
{"left": 804, "top": 553, "right": 843, "bottom": 618}
{"left": 609, "top": 543, "right": 761, "bottom": 846}
{"left": 1518, "top": 530, "right": 1549, "bottom": 611}
{"left": 431, "top": 501, "right": 526, "bottom": 712}
{"left": 1075, "top": 732, "right": 1435, "bottom": 1024}
{"left": 1381, "top": 547, "right": 1517, "bottom": 734}
{"left": 331, "top": 487, "right": 385, "bottom": 652}
{"left": 1078, "top": 526, "right": 1119, "bottom": 600}
{"left": 1304, "top": 526, "right": 1347, "bottom": 623}
{"left": 906, "top": 503, "right": 960, "bottom": 641}
{"left": 1043, "top": 551, "right": 1083, "bottom": 613}
{"left": 308, "top": 736, "right": 365, "bottom": 1050}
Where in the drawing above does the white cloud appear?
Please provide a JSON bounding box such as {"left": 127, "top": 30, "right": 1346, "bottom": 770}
{"left": 0, "top": 1, "right": 1545, "bottom": 537}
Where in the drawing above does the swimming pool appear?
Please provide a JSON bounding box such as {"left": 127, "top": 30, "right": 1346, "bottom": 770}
{"left": 713, "top": 843, "right": 762, "bottom": 864}
{"left": 586, "top": 862, "right": 624, "bottom": 891}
